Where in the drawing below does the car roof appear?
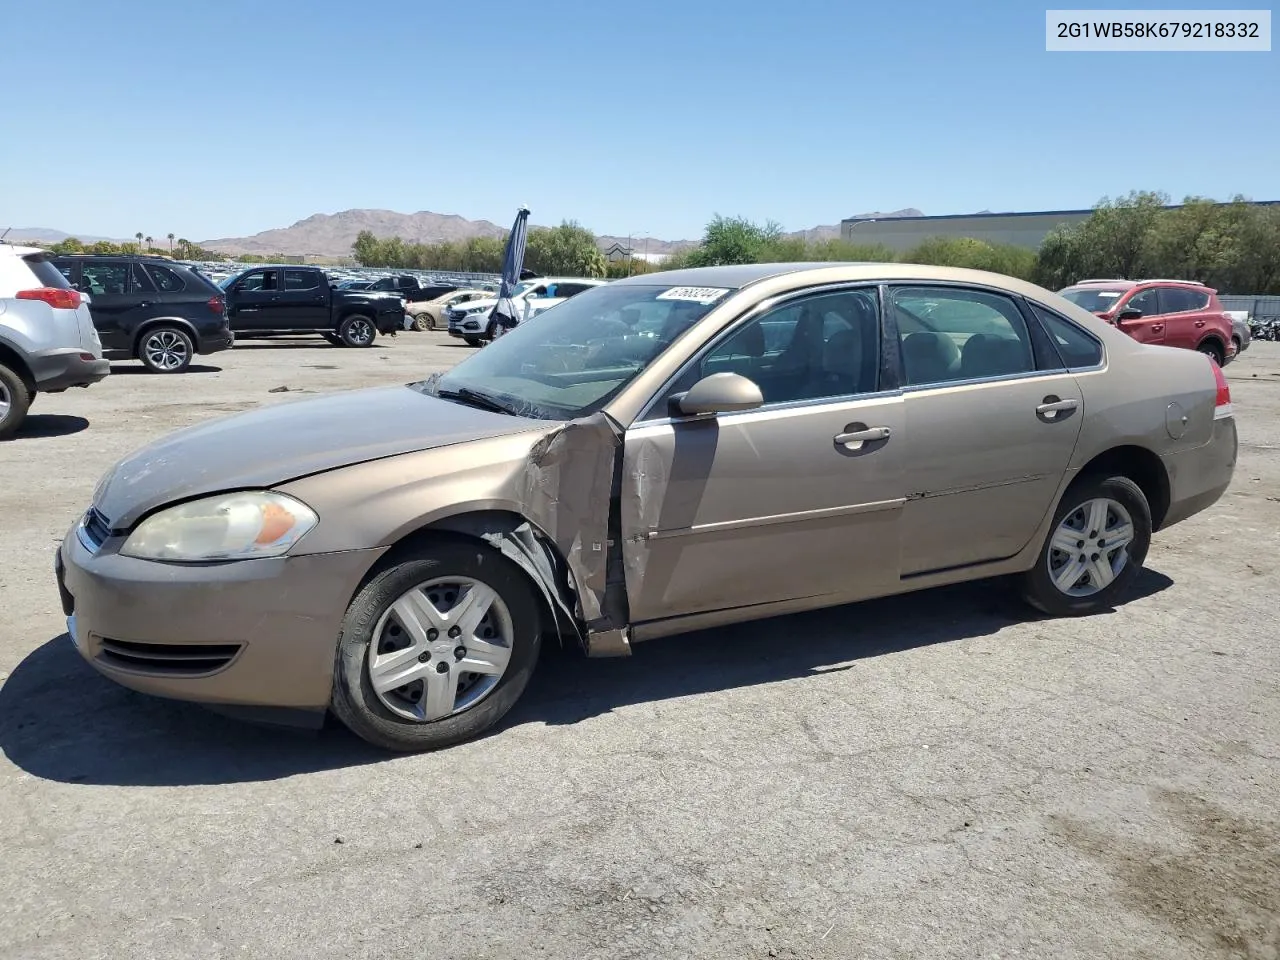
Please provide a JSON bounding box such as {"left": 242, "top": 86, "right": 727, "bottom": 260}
{"left": 609, "top": 262, "right": 883, "bottom": 289}
{"left": 0, "top": 243, "right": 48, "bottom": 257}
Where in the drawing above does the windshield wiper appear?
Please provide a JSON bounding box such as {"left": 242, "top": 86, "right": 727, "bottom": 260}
{"left": 436, "top": 387, "right": 526, "bottom": 417}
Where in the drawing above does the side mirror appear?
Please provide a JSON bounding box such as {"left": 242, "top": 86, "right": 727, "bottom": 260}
{"left": 671, "top": 372, "right": 764, "bottom": 417}
{"left": 1117, "top": 306, "right": 1143, "bottom": 322}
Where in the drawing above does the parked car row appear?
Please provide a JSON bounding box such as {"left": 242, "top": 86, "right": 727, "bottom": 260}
{"left": 445, "top": 277, "right": 609, "bottom": 345}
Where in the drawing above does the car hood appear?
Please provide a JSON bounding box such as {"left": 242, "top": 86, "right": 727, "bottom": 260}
{"left": 93, "top": 385, "right": 542, "bottom": 529}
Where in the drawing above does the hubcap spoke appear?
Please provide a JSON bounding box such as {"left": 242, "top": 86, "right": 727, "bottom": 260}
{"left": 1051, "top": 527, "right": 1083, "bottom": 553}
{"left": 1086, "top": 499, "right": 1109, "bottom": 535}
{"left": 459, "top": 637, "right": 511, "bottom": 676}
{"left": 391, "top": 590, "right": 445, "bottom": 643}
{"left": 1053, "top": 555, "right": 1087, "bottom": 592}
{"left": 368, "top": 651, "right": 431, "bottom": 694}
{"left": 422, "top": 664, "right": 461, "bottom": 720}
{"left": 1088, "top": 555, "right": 1116, "bottom": 589}
{"left": 1105, "top": 521, "right": 1134, "bottom": 549}
{"left": 448, "top": 583, "right": 497, "bottom": 640}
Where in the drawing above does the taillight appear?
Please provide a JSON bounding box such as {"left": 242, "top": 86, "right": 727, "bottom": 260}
{"left": 207, "top": 295, "right": 225, "bottom": 315}
{"left": 17, "top": 287, "right": 81, "bottom": 309}
{"left": 1211, "top": 356, "right": 1232, "bottom": 418}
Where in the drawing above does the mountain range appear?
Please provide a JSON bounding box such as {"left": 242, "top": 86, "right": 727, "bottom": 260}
{"left": 6, "top": 207, "right": 927, "bottom": 260}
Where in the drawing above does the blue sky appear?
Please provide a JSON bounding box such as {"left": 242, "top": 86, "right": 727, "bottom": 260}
{"left": 1, "top": 0, "right": 1276, "bottom": 242}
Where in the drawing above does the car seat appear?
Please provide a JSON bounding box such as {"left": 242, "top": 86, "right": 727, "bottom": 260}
{"left": 902, "top": 331, "right": 961, "bottom": 385}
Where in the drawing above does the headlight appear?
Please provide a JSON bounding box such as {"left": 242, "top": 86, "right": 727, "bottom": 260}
{"left": 121, "top": 491, "right": 318, "bottom": 562}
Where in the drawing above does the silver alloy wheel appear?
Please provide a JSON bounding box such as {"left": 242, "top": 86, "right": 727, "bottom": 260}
{"left": 346, "top": 318, "right": 374, "bottom": 344}
{"left": 0, "top": 379, "right": 10, "bottom": 422}
{"left": 367, "top": 576, "right": 514, "bottom": 722}
{"left": 143, "top": 329, "right": 190, "bottom": 371}
{"left": 1047, "top": 497, "right": 1136, "bottom": 597}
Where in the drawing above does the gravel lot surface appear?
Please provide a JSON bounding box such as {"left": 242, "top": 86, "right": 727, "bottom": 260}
{"left": 1, "top": 333, "right": 1277, "bottom": 960}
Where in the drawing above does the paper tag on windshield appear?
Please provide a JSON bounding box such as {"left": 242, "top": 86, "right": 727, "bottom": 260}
{"left": 656, "top": 286, "right": 729, "bottom": 304}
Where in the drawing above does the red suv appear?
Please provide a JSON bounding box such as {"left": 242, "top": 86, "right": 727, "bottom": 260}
{"left": 1058, "top": 279, "right": 1236, "bottom": 365}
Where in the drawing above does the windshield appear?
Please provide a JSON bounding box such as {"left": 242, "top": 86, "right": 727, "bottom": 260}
{"left": 1059, "top": 286, "right": 1128, "bottom": 313}
{"left": 418, "top": 283, "right": 732, "bottom": 419}
{"left": 217, "top": 274, "right": 238, "bottom": 290}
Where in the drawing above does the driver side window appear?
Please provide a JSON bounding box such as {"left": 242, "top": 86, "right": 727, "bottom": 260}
{"left": 664, "top": 287, "right": 882, "bottom": 409}
{"left": 1125, "top": 288, "right": 1160, "bottom": 316}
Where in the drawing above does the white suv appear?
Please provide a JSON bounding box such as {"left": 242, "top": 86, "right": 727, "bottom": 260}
{"left": 0, "top": 244, "right": 109, "bottom": 438}
{"left": 446, "top": 277, "right": 608, "bottom": 345}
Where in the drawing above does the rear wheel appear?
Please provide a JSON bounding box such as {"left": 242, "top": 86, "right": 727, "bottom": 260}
{"left": 411, "top": 314, "right": 433, "bottom": 332}
{"left": 1197, "top": 339, "right": 1225, "bottom": 366}
{"left": 138, "top": 326, "right": 193, "bottom": 373}
{"left": 331, "top": 541, "right": 542, "bottom": 752}
{"left": 1020, "top": 475, "right": 1151, "bottom": 617}
{"left": 0, "top": 363, "right": 32, "bottom": 440}
{"left": 338, "top": 315, "right": 376, "bottom": 348}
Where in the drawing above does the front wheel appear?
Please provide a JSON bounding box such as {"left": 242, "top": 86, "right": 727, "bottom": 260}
{"left": 0, "top": 363, "right": 31, "bottom": 441}
{"left": 464, "top": 336, "right": 483, "bottom": 348}
{"left": 138, "top": 326, "right": 193, "bottom": 373}
{"left": 338, "top": 315, "right": 376, "bottom": 348}
{"left": 331, "top": 540, "right": 542, "bottom": 752}
{"left": 1020, "top": 475, "right": 1152, "bottom": 617}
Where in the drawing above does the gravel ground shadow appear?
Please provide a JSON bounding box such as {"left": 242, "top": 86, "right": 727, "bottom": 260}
{"left": 0, "top": 571, "right": 1171, "bottom": 788}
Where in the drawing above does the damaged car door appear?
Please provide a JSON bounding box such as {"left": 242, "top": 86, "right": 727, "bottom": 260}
{"left": 620, "top": 286, "right": 906, "bottom": 623}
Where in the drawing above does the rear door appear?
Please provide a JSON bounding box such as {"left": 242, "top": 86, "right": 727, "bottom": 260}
{"left": 281, "top": 269, "right": 329, "bottom": 327}
{"left": 889, "top": 284, "right": 1085, "bottom": 575}
{"left": 1158, "top": 286, "right": 1206, "bottom": 349}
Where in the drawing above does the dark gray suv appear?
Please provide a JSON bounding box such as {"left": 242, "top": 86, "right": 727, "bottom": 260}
{"left": 52, "top": 255, "right": 233, "bottom": 373}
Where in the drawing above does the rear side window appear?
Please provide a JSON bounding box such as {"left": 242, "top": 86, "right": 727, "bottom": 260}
{"left": 1164, "top": 287, "right": 1210, "bottom": 312}
{"left": 23, "top": 256, "right": 73, "bottom": 289}
{"left": 144, "top": 263, "right": 186, "bottom": 292}
{"left": 284, "top": 269, "right": 319, "bottom": 290}
{"left": 892, "top": 286, "right": 1035, "bottom": 385}
{"left": 1032, "top": 305, "right": 1103, "bottom": 368}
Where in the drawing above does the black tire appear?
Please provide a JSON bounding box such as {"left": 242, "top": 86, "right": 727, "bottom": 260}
{"left": 137, "top": 326, "right": 194, "bottom": 373}
{"left": 411, "top": 314, "right": 433, "bottom": 332}
{"left": 1020, "top": 474, "right": 1152, "bottom": 617}
{"left": 0, "top": 363, "right": 31, "bottom": 441}
{"left": 464, "top": 336, "right": 483, "bottom": 348}
{"left": 1197, "top": 339, "right": 1225, "bottom": 366}
{"left": 1231, "top": 336, "right": 1242, "bottom": 358}
{"left": 331, "top": 540, "right": 543, "bottom": 753}
{"left": 338, "top": 314, "right": 377, "bottom": 348}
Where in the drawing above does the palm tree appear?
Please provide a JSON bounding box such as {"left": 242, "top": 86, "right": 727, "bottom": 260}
{"left": 177, "top": 238, "right": 190, "bottom": 257}
{"left": 145, "top": 236, "right": 153, "bottom": 250}
{"left": 167, "top": 232, "right": 175, "bottom": 251}
{"left": 135, "top": 231, "right": 143, "bottom": 247}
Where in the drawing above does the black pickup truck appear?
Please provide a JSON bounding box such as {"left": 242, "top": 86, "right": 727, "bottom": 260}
{"left": 219, "top": 266, "right": 404, "bottom": 346}
{"left": 364, "top": 274, "right": 459, "bottom": 303}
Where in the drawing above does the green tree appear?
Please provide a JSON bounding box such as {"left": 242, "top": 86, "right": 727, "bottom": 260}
{"left": 167, "top": 232, "right": 175, "bottom": 251}
{"left": 684, "top": 215, "right": 783, "bottom": 267}
{"left": 352, "top": 230, "right": 380, "bottom": 266}
{"left": 525, "top": 221, "right": 607, "bottom": 276}
{"left": 135, "top": 231, "right": 144, "bottom": 248}
{"left": 49, "top": 237, "right": 85, "bottom": 254}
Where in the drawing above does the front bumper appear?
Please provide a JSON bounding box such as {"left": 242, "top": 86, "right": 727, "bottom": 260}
{"left": 1159, "top": 415, "right": 1238, "bottom": 529}
{"left": 56, "top": 517, "right": 385, "bottom": 712}
{"left": 447, "top": 314, "right": 487, "bottom": 339}
{"left": 28, "top": 347, "right": 111, "bottom": 392}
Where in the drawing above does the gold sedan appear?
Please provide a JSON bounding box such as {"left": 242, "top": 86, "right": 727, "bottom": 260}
{"left": 405, "top": 289, "right": 493, "bottom": 331}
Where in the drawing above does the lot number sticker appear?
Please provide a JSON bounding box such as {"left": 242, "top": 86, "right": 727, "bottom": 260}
{"left": 656, "top": 287, "right": 730, "bottom": 304}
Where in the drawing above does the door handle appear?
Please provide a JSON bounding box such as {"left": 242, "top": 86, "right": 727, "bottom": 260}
{"left": 834, "top": 426, "right": 891, "bottom": 447}
{"left": 1195, "top": 320, "right": 1206, "bottom": 327}
{"left": 1151, "top": 324, "right": 1164, "bottom": 332}
{"left": 1036, "top": 396, "right": 1078, "bottom": 421}
{"left": 137, "top": 301, "right": 153, "bottom": 308}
